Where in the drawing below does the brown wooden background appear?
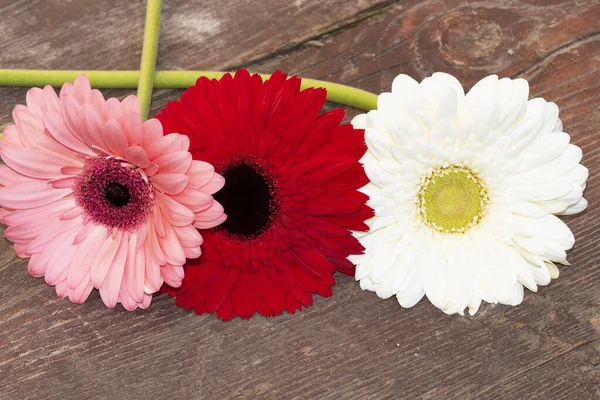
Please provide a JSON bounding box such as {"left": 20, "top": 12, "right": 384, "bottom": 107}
{"left": 0, "top": 1, "right": 599, "bottom": 399}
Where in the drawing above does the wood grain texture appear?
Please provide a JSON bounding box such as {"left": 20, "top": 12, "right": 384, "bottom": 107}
{"left": 1, "top": 0, "right": 599, "bottom": 399}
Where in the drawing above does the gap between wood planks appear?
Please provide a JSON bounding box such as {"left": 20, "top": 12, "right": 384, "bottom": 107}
{"left": 513, "top": 30, "right": 600, "bottom": 80}
{"left": 225, "top": 0, "right": 403, "bottom": 72}
{"left": 227, "top": 0, "right": 600, "bottom": 93}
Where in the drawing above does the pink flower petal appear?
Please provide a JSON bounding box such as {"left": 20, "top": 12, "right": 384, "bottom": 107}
{"left": 41, "top": 85, "right": 60, "bottom": 113}
{"left": 153, "top": 205, "right": 166, "bottom": 238}
{"left": 120, "top": 112, "right": 143, "bottom": 145}
{"left": 61, "top": 166, "right": 83, "bottom": 175}
{"left": 0, "top": 181, "right": 71, "bottom": 209}
{"left": 193, "top": 202, "right": 227, "bottom": 229}
{"left": 1, "top": 145, "right": 75, "bottom": 179}
{"left": 144, "top": 245, "right": 162, "bottom": 293}
{"left": 178, "top": 135, "right": 190, "bottom": 152}
{"left": 146, "top": 218, "right": 167, "bottom": 265}
{"left": 79, "top": 103, "right": 108, "bottom": 153}
{"left": 156, "top": 192, "right": 195, "bottom": 226}
{"left": 135, "top": 222, "right": 148, "bottom": 251}
{"left": 124, "top": 145, "right": 151, "bottom": 168}
{"left": 16, "top": 117, "right": 76, "bottom": 159}
{"left": 101, "top": 119, "right": 128, "bottom": 157}
{"left": 159, "top": 225, "right": 190, "bottom": 265}
{"left": 139, "top": 293, "right": 152, "bottom": 309}
{"left": 173, "top": 224, "right": 202, "bottom": 248}
{"left": 150, "top": 173, "right": 188, "bottom": 195}
{"left": 0, "top": 164, "right": 34, "bottom": 186}
{"left": 66, "top": 224, "right": 105, "bottom": 289}
{"left": 142, "top": 119, "right": 163, "bottom": 147}
{"left": 28, "top": 252, "right": 51, "bottom": 278}
{"left": 51, "top": 176, "right": 78, "bottom": 189}
{"left": 72, "top": 75, "right": 92, "bottom": 104}
{"left": 3, "top": 124, "right": 23, "bottom": 146}
{"left": 144, "top": 163, "right": 159, "bottom": 177}
{"left": 3, "top": 197, "right": 74, "bottom": 226}
{"left": 61, "top": 95, "right": 83, "bottom": 141}
{"left": 14, "top": 119, "right": 40, "bottom": 148}
{"left": 98, "top": 235, "right": 128, "bottom": 308}
{"left": 0, "top": 75, "right": 191, "bottom": 311}
{"left": 25, "top": 87, "right": 45, "bottom": 117}
{"left": 161, "top": 264, "right": 184, "bottom": 288}
{"left": 122, "top": 240, "right": 137, "bottom": 302}
{"left": 159, "top": 225, "right": 185, "bottom": 265}
{"left": 171, "top": 186, "right": 214, "bottom": 213}
{"left": 12, "top": 105, "right": 40, "bottom": 130}
{"left": 183, "top": 246, "right": 201, "bottom": 259}
{"left": 26, "top": 216, "right": 82, "bottom": 254}
{"left": 187, "top": 161, "right": 215, "bottom": 188}
{"left": 60, "top": 205, "right": 82, "bottom": 220}
{"left": 0, "top": 209, "right": 13, "bottom": 225}
{"left": 44, "top": 110, "right": 94, "bottom": 156}
{"left": 125, "top": 236, "right": 145, "bottom": 303}
{"left": 199, "top": 173, "right": 225, "bottom": 195}
{"left": 14, "top": 243, "right": 30, "bottom": 258}
{"left": 59, "top": 81, "right": 74, "bottom": 100}
{"left": 121, "top": 95, "right": 140, "bottom": 115}
{"left": 44, "top": 229, "right": 79, "bottom": 286}
{"left": 91, "top": 232, "right": 121, "bottom": 288}
{"left": 153, "top": 151, "right": 192, "bottom": 174}
{"left": 55, "top": 280, "right": 68, "bottom": 298}
{"left": 88, "top": 89, "right": 106, "bottom": 111}
{"left": 194, "top": 199, "right": 225, "bottom": 221}
{"left": 74, "top": 220, "right": 96, "bottom": 245}
{"left": 119, "top": 283, "right": 138, "bottom": 311}
{"left": 4, "top": 224, "right": 37, "bottom": 244}
{"left": 146, "top": 133, "right": 181, "bottom": 160}
{"left": 102, "top": 97, "right": 123, "bottom": 120}
{"left": 68, "top": 271, "right": 94, "bottom": 304}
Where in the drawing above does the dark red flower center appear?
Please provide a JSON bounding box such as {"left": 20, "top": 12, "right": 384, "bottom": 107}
{"left": 214, "top": 162, "right": 278, "bottom": 237}
{"left": 103, "top": 182, "right": 131, "bottom": 208}
{"left": 75, "top": 157, "right": 153, "bottom": 230}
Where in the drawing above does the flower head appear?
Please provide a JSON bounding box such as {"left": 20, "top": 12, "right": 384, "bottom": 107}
{"left": 0, "top": 75, "right": 225, "bottom": 310}
{"left": 157, "top": 69, "right": 372, "bottom": 320}
{"left": 351, "top": 73, "right": 588, "bottom": 315}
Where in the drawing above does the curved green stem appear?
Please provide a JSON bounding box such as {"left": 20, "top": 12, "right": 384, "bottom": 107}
{"left": 137, "top": 0, "right": 162, "bottom": 121}
{"left": 0, "top": 70, "right": 378, "bottom": 111}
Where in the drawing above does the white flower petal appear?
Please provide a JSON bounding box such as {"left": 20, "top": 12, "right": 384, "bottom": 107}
{"left": 353, "top": 71, "right": 586, "bottom": 317}
{"left": 557, "top": 197, "right": 588, "bottom": 215}
{"left": 351, "top": 113, "right": 368, "bottom": 130}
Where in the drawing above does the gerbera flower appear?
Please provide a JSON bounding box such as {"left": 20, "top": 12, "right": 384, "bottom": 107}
{"left": 0, "top": 75, "right": 225, "bottom": 310}
{"left": 157, "top": 69, "right": 372, "bottom": 320}
{"left": 351, "top": 73, "right": 588, "bottom": 315}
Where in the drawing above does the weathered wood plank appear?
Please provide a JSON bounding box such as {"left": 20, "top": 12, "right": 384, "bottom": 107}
{"left": 0, "top": 0, "right": 393, "bottom": 70}
{"left": 0, "top": 0, "right": 393, "bottom": 127}
{"left": 252, "top": 2, "right": 600, "bottom": 397}
{"left": 0, "top": 0, "right": 599, "bottom": 399}
{"left": 254, "top": 0, "right": 600, "bottom": 89}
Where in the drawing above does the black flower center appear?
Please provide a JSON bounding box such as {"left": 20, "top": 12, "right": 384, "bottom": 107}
{"left": 104, "top": 182, "right": 131, "bottom": 208}
{"left": 214, "top": 163, "right": 277, "bottom": 237}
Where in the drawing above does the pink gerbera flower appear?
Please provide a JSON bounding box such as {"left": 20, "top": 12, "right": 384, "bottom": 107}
{"left": 0, "top": 75, "right": 226, "bottom": 310}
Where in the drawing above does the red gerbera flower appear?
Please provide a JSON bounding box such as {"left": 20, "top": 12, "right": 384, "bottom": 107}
{"left": 157, "top": 69, "right": 372, "bottom": 320}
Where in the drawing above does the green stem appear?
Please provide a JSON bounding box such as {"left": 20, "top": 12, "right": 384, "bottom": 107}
{"left": 137, "top": 0, "right": 162, "bottom": 121}
{"left": 0, "top": 70, "right": 378, "bottom": 111}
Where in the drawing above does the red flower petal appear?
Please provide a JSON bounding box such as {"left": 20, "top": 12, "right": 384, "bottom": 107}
{"left": 265, "top": 278, "right": 285, "bottom": 314}
{"left": 159, "top": 70, "right": 372, "bottom": 320}
{"left": 204, "top": 267, "right": 238, "bottom": 313}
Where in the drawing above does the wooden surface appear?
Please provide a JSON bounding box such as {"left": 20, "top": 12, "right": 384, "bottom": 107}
{"left": 0, "top": 0, "right": 599, "bottom": 398}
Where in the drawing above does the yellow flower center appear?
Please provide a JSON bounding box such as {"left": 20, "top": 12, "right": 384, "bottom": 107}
{"left": 418, "top": 165, "right": 489, "bottom": 233}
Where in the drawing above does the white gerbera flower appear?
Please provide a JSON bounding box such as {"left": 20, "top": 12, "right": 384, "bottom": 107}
{"left": 350, "top": 73, "right": 588, "bottom": 316}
